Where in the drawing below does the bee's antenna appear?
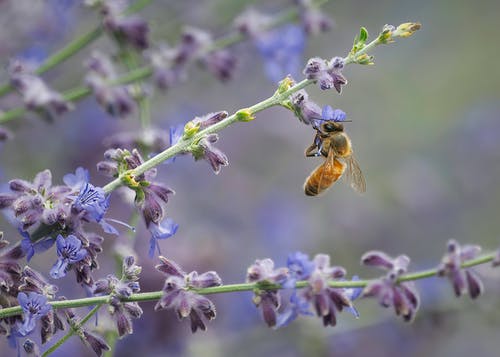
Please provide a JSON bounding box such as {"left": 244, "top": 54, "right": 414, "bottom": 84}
{"left": 313, "top": 117, "right": 352, "bottom": 123}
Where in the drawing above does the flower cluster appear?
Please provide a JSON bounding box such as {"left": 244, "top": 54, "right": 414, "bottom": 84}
{"left": 93, "top": 256, "right": 143, "bottom": 337}
{"left": 8, "top": 59, "right": 72, "bottom": 119}
{"left": 0, "top": 167, "right": 115, "bottom": 285}
{"left": 147, "top": 26, "right": 238, "bottom": 91}
{"left": 97, "top": 148, "right": 177, "bottom": 257}
{"left": 436, "top": 240, "right": 483, "bottom": 298}
{"left": 155, "top": 256, "right": 222, "bottom": 333}
{"left": 303, "top": 56, "right": 347, "bottom": 93}
{"left": 361, "top": 251, "right": 419, "bottom": 322}
{"left": 85, "top": 51, "right": 136, "bottom": 118}
{"left": 246, "top": 252, "right": 361, "bottom": 329}
{"left": 99, "top": 0, "right": 150, "bottom": 50}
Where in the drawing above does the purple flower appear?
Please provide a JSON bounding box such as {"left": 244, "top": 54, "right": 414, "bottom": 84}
{"left": 361, "top": 251, "right": 420, "bottom": 321}
{"left": 322, "top": 105, "right": 346, "bottom": 122}
{"left": 63, "top": 167, "right": 89, "bottom": 191}
{"left": 437, "top": 240, "right": 483, "bottom": 298}
{"left": 192, "top": 133, "right": 229, "bottom": 174}
{"left": 302, "top": 254, "right": 357, "bottom": 327}
{"left": 297, "top": 0, "right": 333, "bottom": 35}
{"left": 9, "top": 59, "right": 72, "bottom": 118}
{"left": 289, "top": 87, "right": 323, "bottom": 127}
{"left": 20, "top": 266, "right": 58, "bottom": 298}
{"left": 85, "top": 52, "right": 135, "bottom": 118}
{"left": 17, "top": 292, "right": 52, "bottom": 336}
{"left": 202, "top": 49, "right": 238, "bottom": 82}
{"left": 493, "top": 248, "right": 500, "bottom": 267}
{"left": 303, "top": 56, "right": 347, "bottom": 93}
{"left": 246, "top": 258, "right": 289, "bottom": 327}
{"left": 190, "top": 111, "right": 228, "bottom": 130}
{"left": 20, "top": 230, "right": 55, "bottom": 262}
{"left": 175, "top": 27, "right": 213, "bottom": 64}
{"left": 234, "top": 9, "right": 273, "bottom": 38}
{"left": 148, "top": 217, "right": 179, "bottom": 258}
{"left": 155, "top": 256, "right": 222, "bottom": 333}
{"left": 93, "top": 256, "right": 142, "bottom": 338}
{"left": 255, "top": 25, "right": 306, "bottom": 82}
{"left": 147, "top": 44, "right": 184, "bottom": 91}
{"left": 102, "top": 1, "right": 149, "bottom": 50}
{"left": 72, "top": 183, "right": 109, "bottom": 222}
{"left": 50, "top": 235, "right": 88, "bottom": 279}
{"left": 283, "top": 251, "right": 315, "bottom": 288}
{"left": 0, "top": 169, "right": 73, "bottom": 231}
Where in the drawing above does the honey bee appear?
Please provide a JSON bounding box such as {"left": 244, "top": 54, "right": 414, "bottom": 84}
{"left": 304, "top": 121, "right": 366, "bottom": 196}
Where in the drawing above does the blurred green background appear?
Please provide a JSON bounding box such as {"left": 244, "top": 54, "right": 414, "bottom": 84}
{"left": 1, "top": 0, "right": 500, "bottom": 356}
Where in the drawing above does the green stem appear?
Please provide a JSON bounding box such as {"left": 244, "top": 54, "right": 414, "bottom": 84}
{"left": 101, "top": 77, "right": 313, "bottom": 193}
{"left": 42, "top": 304, "right": 103, "bottom": 357}
{"left": 0, "top": 253, "right": 495, "bottom": 320}
{"left": 0, "top": 0, "right": 153, "bottom": 98}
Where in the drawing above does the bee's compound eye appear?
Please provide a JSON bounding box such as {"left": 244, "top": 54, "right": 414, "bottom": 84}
{"left": 323, "top": 122, "right": 335, "bottom": 131}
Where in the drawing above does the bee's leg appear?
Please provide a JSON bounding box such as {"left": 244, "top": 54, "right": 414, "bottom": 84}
{"left": 305, "top": 143, "right": 321, "bottom": 157}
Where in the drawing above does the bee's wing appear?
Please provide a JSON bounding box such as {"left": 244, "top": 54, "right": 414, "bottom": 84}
{"left": 344, "top": 155, "right": 366, "bottom": 193}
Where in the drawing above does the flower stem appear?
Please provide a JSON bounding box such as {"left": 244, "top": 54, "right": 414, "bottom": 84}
{"left": 0, "top": 253, "right": 494, "bottom": 320}
{"left": 42, "top": 303, "right": 103, "bottom": 357}
{"left": 0, "top": 0, "right": 153, "bottom": 98}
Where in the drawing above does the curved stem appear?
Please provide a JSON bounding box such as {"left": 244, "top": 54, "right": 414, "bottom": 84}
{"left": 0, "top": 253, "right": 495, "bottom": 319}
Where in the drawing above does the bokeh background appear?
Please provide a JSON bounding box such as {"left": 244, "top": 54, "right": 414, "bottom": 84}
{"left": 1, "top": 0, "right": 500, "bottom": 356}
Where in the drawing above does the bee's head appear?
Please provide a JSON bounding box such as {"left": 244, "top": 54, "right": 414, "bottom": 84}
{"left": 321, "top": 121, "right": 344, "bottom": 132}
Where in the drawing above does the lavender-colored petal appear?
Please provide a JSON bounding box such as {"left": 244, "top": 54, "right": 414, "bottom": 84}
{"left": 361, "top": 251, "right": 395, "bottom": 270}
{"left": 322, "top": 105, "right": 334, "bottom": 120}
{"left": 50, "top": 259, "right": 69, "bottom": 279}
{"left": 465, "top": 269, "right": 483, "bottom": 299}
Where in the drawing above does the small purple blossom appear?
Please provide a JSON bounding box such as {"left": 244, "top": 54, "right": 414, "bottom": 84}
{"left": 437, "top": 240, "right": 483, "bottom": 299}
{"left": 20, "top": 266, "right": 58, "bottom": 298}
{"left": 322, "top": 105, "right": 346, "bottom": 122}
{"left": 202, "top": 49, "right": 238, "bottom": 82}
{"left": 93, "top": 256, "right": 142, "bottom": 338}
{"left": 85, "top": 52, "right": 136, "bottom": 118}
{"left": 192, "top": 133, "right": 229, "bottom": 174}
{"left": 8, "top": 59, "right": 72, "bottom": 118}
{"left": 101, "top": 1, "right": 149, "bottom": 50}
{"left": 72, "top": 183, "right": 109, "bottom": 223}
{"left": 50, "top": 235, "right": 88, "bottom": 279}
{"left": 147, "top": 44, "right": 184, "bottom": 91}
{"left": 299, "top": 254, "right": 357, "bottom": 327}
{"left": 361, "top": 251, "right": 420, "bottom": 322}
{"left": 303, "top": 56, "right": 347, "bottom": 93}
{"left": 289, "top": 86, "right": 323, "bottom": 127}
{"left": 63, "top": 167, "right": 89, "bottom": 191}
{"left": 17, "top": 292, "right": 52, "bottom": 336}
{"left": 190, "top": 111, "right": 228, "bottom": 130}
{"left": 20, "top": 230, "right": 55, "bottom": 262}
{"left": 155, "top": 256, "right": 222, "bottom": 333}
{"left": 297, "top": 0, "right": 333, "bottom": 35}
{"left": 148, "top": 217, "right": 179, "bottom": 258}
{"left": 493, "top": 248, "right": 500, "bottom": 267}
{"left": 246, "top": 258, "right": 289, "bottom": 327}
